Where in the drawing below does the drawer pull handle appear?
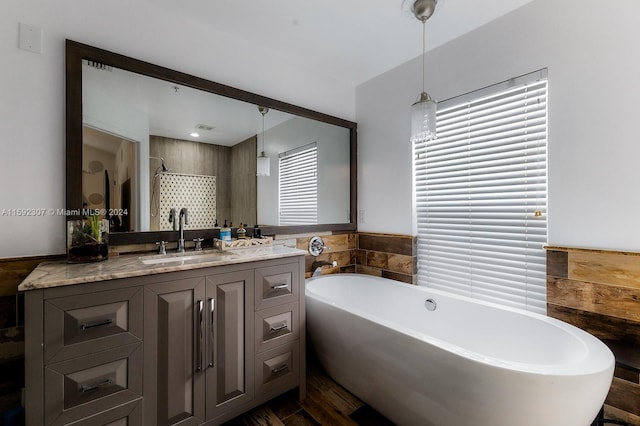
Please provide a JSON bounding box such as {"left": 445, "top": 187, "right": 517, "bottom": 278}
{"left": 81, "top": 378, "right": 112, "bottom": 393}
{"left": 81, "top": 319, "right": 112, "bottom": 330}
{"left": 272, "top": 364, "right": 288, "bottom": 374}
{"left": 269, "top": 323, "right": 288, "bottom": 333}
{"left": 271, "top": 284, "right": 289, "bottom": 290}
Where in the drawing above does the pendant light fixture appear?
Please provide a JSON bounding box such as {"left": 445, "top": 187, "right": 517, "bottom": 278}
{"left": 407, "top": 0, "right": 438, "bottom": 143}
{"left": 256, "top": 105, "right": 270, "bottom": 177}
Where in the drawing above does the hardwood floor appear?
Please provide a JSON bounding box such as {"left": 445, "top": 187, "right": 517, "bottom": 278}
{"left": 222, "top": 356, "right": 394, "bottom": 426}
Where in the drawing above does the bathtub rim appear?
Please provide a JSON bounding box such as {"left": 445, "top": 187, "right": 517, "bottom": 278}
{"left": 306, "top": 273, "right": 614, "bottom": 377}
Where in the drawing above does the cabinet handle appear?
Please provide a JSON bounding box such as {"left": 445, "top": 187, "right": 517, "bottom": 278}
{"left": 80, "top": 378, "right": 112, "bottom": 393}
{"left": 271, "top": 364, "right": 288, "bottom": 374}
{"left": 196, "top": 300, "right": 204, "bottom": 372}
{"left": 271, "top": 283, "right": 288, "bottom": 290}
{"left": 80, "top": 318, "right": 112, "bottom": 330}
{"left": 208, "top": 298, "right": 215, "bottom": 368}
{"left": 269, "top": 323, "right": 288, "bottom": 333}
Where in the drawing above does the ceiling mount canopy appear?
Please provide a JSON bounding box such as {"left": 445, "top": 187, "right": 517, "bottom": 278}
{"left": 406, "top": 0, "right": 438, "bottom": 22}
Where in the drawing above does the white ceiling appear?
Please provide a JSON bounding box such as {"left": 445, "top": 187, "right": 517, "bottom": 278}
{"left": 146, "top": 0, "right": 536, "bottom": 86}
{"left": 84, "top": 63, "right": 295, "bottom": 145}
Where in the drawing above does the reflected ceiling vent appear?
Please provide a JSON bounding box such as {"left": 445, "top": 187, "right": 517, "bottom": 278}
{"left": 195, "top": 123, "right": 215, "bottom": 131}
{"left": 82, "top": 59, "right": 113, "bottom": 72}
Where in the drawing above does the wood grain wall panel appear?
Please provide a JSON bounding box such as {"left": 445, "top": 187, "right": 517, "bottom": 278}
{"left": 299, "top": 233, "right": 417, "bottom": 284}
{"left": 605, "top": 404, "right": 640, "bottom": 426}
{"left": 548, "top": 277, "right": 640, "bottom": 322}
{"left": 547, "top": 246, "right": 640, "bottom": 424}
{"left": 547, "top": 305, "right": 640, "bottom": 345}
{"left": 569, "top": 251, "right": 640, "bottom": 289}
{"left": 607, "top": 378, "right": 640, "bottom": 417}
{"left": 358, "top": 233, "right": 415, "bottom": 256}
{"left": 615, "top": 366, "right": 640, "bottom": 385}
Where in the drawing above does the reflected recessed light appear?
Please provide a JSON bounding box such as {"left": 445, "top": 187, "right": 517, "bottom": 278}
{"left": 190, "top": 132, "right": 200, "bottom": 138}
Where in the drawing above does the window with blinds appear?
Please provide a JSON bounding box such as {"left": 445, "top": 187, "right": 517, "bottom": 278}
{"left": 414, "top": 70, "right": 548, "bottom": 313}
{"left": 279, "top": 142, "right": 318, "bottom": 225}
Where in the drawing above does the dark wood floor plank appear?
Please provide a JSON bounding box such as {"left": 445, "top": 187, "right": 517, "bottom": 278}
{"left": 267, "top": 389, "right": 304, "bottom": 420}
{"left": 282, "top": 410, "right": 321, "bottom": 426}
{"left": 298, "top": 386, "right": 359, "bottom": 426}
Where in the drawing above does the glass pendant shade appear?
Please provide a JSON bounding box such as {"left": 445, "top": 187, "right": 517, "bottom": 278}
{"left": 411, "top": 91, "right": 437, "bottom": 143}
{"left": 257, "top": 152, "right": 270, "bottom": 177}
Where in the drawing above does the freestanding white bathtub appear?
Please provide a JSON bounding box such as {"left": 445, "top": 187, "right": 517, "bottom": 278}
{"left": 306, "top": 274, "right": 614, "bottom": 426}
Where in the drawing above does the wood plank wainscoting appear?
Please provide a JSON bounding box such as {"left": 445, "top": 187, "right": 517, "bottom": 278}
{"left": 296, "top": 232, "right": 417, "bottom": 284}
{"left": 546, "top": 246, "right": 640, "bottom": 425}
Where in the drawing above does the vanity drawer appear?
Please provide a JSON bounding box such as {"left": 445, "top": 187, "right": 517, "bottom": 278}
{"left": 68, "top": 398, "right": 143, "bottom": 426}
{"left": 255, "top": 341, "right": 300, "bottom": 396}
{"left": 255, "top": 262, "right": 299, "bottom": 310}
{"left": 255, "top": 302, "right": 299, "bottom": 353}
{"left": 44, "top": 342, "right": 142, "bottom": 426}
{"left": 44, "top": 287, "right": 143, "bottom": 363}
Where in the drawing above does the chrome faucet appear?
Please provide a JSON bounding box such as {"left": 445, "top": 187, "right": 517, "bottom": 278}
{"left": 177, "top": 207, "right": 189, "bottom": 253}
{"left": 311, "top": 260, "right": 337, "bottom": 277}
{"left": 168, "top": 208, "right": 177, "bottom": 231}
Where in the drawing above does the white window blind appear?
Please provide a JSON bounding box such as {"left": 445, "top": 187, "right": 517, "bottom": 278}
{"left": 414, "top": 70, "right": 548, "bottom": 313}
{"left": 279, "top": 142, "right": 318, "bottom": 225}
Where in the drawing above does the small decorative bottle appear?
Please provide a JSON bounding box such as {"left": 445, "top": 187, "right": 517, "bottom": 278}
{"left": 237, "top": 223, "right": 247, "bottom": 239}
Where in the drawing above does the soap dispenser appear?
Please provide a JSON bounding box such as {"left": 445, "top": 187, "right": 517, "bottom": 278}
{"left": 220, "top": 220, "right": 231, "bottom": 242}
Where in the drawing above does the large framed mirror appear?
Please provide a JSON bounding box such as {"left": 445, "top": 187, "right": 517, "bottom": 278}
{"left": 66, "top": 40, "right": 357, "bottom": 245}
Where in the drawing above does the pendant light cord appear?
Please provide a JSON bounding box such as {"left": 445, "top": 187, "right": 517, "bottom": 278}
{"left": 422, "top": 19, "right": 426, "bottom": 94}
{"left": 261, "top": 111, "right": 265, "bottom": 154}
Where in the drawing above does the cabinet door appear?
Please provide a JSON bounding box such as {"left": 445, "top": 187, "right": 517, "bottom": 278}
{"left": 205, "top": 270, "right": 255, "bottom": 421}
{"left": 144, "top": 277, "right": 206, "bottom": 426}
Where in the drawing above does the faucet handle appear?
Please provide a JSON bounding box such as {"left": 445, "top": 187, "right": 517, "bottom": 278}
{"left": 309, "top": 236, "right": 329, "bottom": 256}
{"left": 156, "top": 241, "right": 167, "bottom": 255}
{"left": 193, "top": 238, "right": 204, "bottom": 252}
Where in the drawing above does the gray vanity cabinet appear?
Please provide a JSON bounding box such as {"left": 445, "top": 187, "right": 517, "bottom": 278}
{"left": 24, "top": 254, "right": 305, "bottom": 426}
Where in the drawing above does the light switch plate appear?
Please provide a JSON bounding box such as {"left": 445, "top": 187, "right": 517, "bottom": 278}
{"left": 19, "top": 22, "right": 43, "bottom": 54}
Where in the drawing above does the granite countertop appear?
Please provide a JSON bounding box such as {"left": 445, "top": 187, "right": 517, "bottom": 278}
{"left": 19, "top": 245, "right": 306, "bottom": 291}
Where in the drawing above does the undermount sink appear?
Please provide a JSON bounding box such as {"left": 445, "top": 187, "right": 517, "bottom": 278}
{"left": 139, "top": 255, "right": 197, "bottom": 265}
{"left": 138, "top": 251, "right": 223, "bottom": 265}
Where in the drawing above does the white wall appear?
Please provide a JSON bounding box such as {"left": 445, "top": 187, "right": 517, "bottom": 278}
{"left": 356, "top": 0, "right": 640, "bottom": 252}
{"left": 1, "top": 0, "right": 354, "bottom": 258}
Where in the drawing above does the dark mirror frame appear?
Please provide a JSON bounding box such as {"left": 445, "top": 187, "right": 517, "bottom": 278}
{"left": 66, "top": 39, "right": 357, "bottom": 246}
